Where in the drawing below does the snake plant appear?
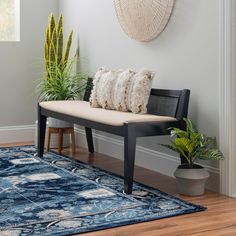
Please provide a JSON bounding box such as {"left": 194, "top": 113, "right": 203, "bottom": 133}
{"left": 45, "top": 14, "right": 73, "bottom": 73}
{"left": 160, "top": 118, "right": 224, "bottom": 168}
{"left": 36, "top": 13, "right": 88, "bottom": 102}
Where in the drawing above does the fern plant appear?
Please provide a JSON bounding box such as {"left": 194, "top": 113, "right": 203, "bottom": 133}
{"left": 160, "top": 118, "right": 224, "bottom": 168}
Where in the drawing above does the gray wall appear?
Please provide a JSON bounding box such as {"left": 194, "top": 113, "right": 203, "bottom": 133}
{"left": 59, "top": 0, "right": 219, "bottom": 136}
{"left": 0, "top": 0, "right": 220, "bottom": 185}
{"left": 59, "top": 0, "right": 220, "bottom": 169}
{"left": 0, "top": 0, "right": 58, "bottom": 126}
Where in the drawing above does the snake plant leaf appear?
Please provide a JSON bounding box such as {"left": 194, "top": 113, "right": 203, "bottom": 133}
{"left": 64, "top": 31, "right": 73, "bottom": 65}
{"left": 77, "top": 45, "right": 80, "bottom": 59}
{"left": 51, "top": 29, "right": 57, "bottom": 63}
{"left": 57, "top": 28, "right": 63, "bottom": 67}
{"left": 49, "top": 14, "right": 56, "bottom": 39}
{"left": 57, "top": 15, "right": 63, "bottom": 35}
{"left": 46, "top": 28, "right": 50, "bottom": 53}
{"left": 44, "top": 42, "right": 49, "bottom": 70}
{"left": 49, "top": 42, "right": 56, "bottom": 67}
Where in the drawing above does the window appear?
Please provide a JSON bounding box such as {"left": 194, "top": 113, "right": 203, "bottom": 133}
{"left": 0, "top": 0, "right": 20, "bottom": 41}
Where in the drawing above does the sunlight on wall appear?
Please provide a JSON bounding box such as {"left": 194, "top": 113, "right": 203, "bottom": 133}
{"left": 0, "top": 0, "right": 20, "bottom": 41}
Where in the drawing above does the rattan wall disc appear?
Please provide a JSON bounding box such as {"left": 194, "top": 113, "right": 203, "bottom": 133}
{"left": 114, "top": 0, "right": 175, "bottom": 42}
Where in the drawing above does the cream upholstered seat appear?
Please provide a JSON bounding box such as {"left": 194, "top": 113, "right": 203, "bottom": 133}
{"left": 40, "top": 100, "right": 176, "bottom": 126}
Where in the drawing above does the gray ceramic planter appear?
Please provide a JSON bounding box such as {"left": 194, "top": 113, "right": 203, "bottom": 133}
{"left": 174, "top": 166, "right": 210, "bottom": 196}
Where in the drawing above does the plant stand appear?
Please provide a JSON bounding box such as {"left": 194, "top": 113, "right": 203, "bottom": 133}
{"left": 46, "top": 127, "right": 76, "bottom": 155}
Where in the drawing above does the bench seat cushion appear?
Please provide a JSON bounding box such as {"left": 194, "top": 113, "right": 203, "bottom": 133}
{"left": 40, "top": 101, "right": 176, "bottom": 126}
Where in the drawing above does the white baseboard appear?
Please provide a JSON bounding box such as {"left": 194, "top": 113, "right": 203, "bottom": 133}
{"left": 75, "top": 127, "right": 220, "bottom": 192}
{"left": 0, "top": 125, "right": 35, "bottom": 144}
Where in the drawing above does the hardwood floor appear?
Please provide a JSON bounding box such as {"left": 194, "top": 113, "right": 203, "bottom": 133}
{"left": 1, "top": 142, "right": 236, "bottom": 235}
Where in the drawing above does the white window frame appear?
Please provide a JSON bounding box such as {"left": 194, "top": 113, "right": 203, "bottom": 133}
{"left": 0, "top": 0, "right": 20, "bottom": 41}
{"left": 219, "top": 0, "right": 236, "bottom": 197}
{"left": 14, "top": 0, "right": 20, "bottom": 41}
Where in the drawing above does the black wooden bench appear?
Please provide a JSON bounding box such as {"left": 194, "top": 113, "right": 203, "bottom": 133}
{"left": 37, "top": 82, "right": 190, "bottom": 194}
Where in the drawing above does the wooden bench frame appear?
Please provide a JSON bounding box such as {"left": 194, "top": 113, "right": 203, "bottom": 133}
{"left": 37, "top": 82, "right": 190, "bottom": 194}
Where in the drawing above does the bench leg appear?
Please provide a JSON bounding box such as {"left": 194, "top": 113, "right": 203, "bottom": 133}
{"left": 85, "top": 127, "right": 94, "bottom": 153}
{"left": 124, "top": 124, "right": 136, "bottom": 194}
{"left": 37, "top": 106, "right": 47, "bottom": 157}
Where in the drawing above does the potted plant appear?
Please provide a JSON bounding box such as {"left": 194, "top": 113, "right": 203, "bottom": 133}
{"left": 35, "top": 14, "right": 88, "bottom": 148}
{"left": 36, "top": 13, "right": 88, "bottom": 127}
{"left": 160, "top": 118, "right": 224, "bottom": 196}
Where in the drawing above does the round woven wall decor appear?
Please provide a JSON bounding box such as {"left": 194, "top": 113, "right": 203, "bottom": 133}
{"left": 114, "top": 0, "right": 175, "bottom": 42}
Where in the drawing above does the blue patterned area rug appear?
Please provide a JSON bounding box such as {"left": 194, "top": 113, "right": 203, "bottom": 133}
{"left": 0, "top": 146, "right": 205, "bottom": 235}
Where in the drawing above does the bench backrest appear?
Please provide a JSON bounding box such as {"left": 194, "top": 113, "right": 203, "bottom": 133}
{"left": 83, "top": 77, "right": 93, "bottom": 102}
{"left": 147, "top": 89, "right": 190, "bottom": 120}
{"left": 84, "top": 77, "right": 190, "bottom": 120}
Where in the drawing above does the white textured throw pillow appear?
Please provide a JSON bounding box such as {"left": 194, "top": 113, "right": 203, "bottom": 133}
{"left": 113, "top": 69, "right": 135, "bottom": 112}
{"left": 89, "top": 67, "right": 107, "bottom": 108}
{"left": 90, "top": 67, "right": 154, "bottom": 114}
{"left": 127, "top": 69, "right": 154, "bottom": 113}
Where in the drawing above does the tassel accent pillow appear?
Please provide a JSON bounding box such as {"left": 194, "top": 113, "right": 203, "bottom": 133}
{"left": 90, "top": 68, "right": 154, "bottom": 114}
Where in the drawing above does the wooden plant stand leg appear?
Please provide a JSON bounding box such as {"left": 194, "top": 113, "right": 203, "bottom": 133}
{"left": 46, "top": 127, "right": 52, "bottom": 153}
{"left": 70, "top": 128, "right": 76, "bottom": 154}
{"left": 58, "top": 128, "right": 63, "bottom": 155}
{"left": 63, "top": 127, "right": 76, "bottom": 154}
{"left": 45, "top": 127, "right": 76, "bottom": 155}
